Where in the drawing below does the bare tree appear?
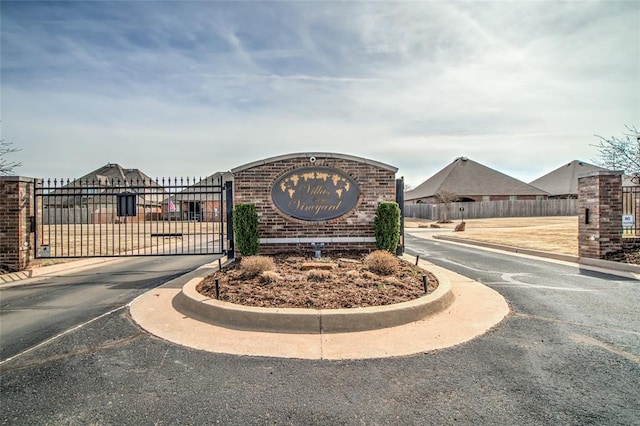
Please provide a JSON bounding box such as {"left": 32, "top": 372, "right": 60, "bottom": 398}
{"left": 592, "top": 125, "right": 640, "bottom": 179}
{"left": 0, "top": 139, "right": 22, "bottom": 176}
{"left": 434, "top": 189, "right": 459, "bottom": 223}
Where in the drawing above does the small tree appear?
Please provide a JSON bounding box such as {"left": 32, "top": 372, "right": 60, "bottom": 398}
{"left": 0, "top": 139, "right": 21, "bottom": 176}
{"left": 374, "top": 202, "right": 400, "bottom": 252}
{"left": 232, "top": 203, "right": 259, "bottom": 256}
{"left": 592, "top": 125, "right": 640, "bottom": 179}
{"left": 434, "top": 190, "right": 459, "bottom": 223}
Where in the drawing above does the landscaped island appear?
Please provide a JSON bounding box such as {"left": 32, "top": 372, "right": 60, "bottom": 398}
{"left": 198, "top": 250, "right": 438, "bottom": 309}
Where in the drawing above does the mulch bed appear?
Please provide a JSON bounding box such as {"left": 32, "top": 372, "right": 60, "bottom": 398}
{"left": 0, "top": 263, "right": 16, "bottom": 275}
{"left": 603, "top": 247, "right": 640, "bottom": 264}
{"left": 197, "top": 251, "right": 438, "bottom": 309}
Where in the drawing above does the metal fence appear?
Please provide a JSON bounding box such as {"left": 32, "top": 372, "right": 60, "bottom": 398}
{"left": 35, "top": 176, "right": 229, "bottom": 258}
{"left": 405, "top": 199, "right": 577, "bottom": 221}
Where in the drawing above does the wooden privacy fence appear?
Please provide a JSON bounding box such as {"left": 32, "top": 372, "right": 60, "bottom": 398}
{"left": 405, "top": 199, "right": 577, "bottom": 221}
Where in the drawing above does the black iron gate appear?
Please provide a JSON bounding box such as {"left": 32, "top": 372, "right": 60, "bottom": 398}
{"left": 34, "top": 175, "right": 232, "bottom": 258}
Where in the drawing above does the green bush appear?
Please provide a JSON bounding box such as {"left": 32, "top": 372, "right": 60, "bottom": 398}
{"left": 374, "top": 202, "right": 400, "bottom": 252}
{"left": 233, "top": 203, "right": 259, "bottom": 256}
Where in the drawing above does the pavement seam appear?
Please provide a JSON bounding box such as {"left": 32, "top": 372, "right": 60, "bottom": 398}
{"left": 570, "top": 333, "right": 640, "bottom": 365}
{"left": 514, "top": 312, "right": 640, "bottom": 336}
{"left": 0, "top": 304, "right": 128, "bottom": 366}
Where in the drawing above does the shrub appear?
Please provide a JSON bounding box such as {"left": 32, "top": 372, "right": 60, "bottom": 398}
{"left": 383, "top": 276, "right": 401, "bottom": 286}
{"left": 233, "top": 203, "right": 259, "bottom": 256}
{"left": 374, "top": 202, "right": 400, "bottom": 252}
{"left": 260, "top": 270, "right": 281, "bottom": 284}
{"left": 240, "top": 255, "right": 275, "bottom": 278}
{"left": 364, "top": 250, "right": 398, "bottom": 275}
{"left": 307, "top": 269, "right": 333, "bottom": 282}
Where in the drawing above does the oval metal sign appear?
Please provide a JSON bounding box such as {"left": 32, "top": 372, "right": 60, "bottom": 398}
{"left": 271, "top": 166, "right": 360, "bottom": 221}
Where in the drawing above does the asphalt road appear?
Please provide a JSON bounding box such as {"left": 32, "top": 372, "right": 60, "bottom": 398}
{"left": 1, "top": 237, "right": 638, "bottom": 425}
{"left": 0, "top": 255, "right": 219, "bottom": 361}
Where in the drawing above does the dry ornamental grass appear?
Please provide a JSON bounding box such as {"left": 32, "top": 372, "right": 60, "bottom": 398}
{"left": 406, "top": 216, "right": 578, "bottom": 255}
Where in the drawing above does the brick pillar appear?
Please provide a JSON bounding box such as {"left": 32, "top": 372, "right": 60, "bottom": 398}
{"left": 0, "top": 177, "right": 37, "bottom": 271}
{"left": 578, "top": 171, "right": 623, "bottom": 259}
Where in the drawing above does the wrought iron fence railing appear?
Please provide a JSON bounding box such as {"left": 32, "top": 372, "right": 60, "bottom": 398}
{"left": 34, "top": 176, "right": 228, "bottom": 258}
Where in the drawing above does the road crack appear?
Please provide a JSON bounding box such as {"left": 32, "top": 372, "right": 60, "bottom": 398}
{"left": 0, "top": 333, "right": 145, "bottom": 373}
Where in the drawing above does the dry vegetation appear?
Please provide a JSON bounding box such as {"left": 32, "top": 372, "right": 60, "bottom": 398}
{"left": 406, "top": 216, "right": 578, "bottom": 255}
{"left": 38, "top": 221, "right": 221, "bottom": 256}
{"left": 198, "top": 251, "right": 438, "bottom": 309}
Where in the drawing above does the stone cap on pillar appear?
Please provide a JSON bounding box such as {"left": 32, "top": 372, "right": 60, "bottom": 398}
{"left": 577, "top": 170, "right": 624, "bottom": 178}
{"left": 231, "top": 152, "right": 398, "bottom": 174}
{"left": 0, "top": 176, "right": 37, "bottom": 183}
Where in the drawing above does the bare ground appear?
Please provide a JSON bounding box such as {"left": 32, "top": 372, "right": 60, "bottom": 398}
{"left": 197, "top": 252, "right": 438, "bottom": 309}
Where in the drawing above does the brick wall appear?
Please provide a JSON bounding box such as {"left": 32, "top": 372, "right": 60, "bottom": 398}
{"left": 232, "top": 153, "right": 397, "bottom": 255}
{"left": 578, "top": 171, "right": 623, "bottom": 259}
{"left": 0, "top": 177, "right": 37, "bottom": 271}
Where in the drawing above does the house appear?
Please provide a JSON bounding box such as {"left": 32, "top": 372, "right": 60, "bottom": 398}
{"left": 44, "top": 163, "right": 166, "bottom": 223}
{"left": 164, "top": 172, "right": 233, "bottom": 221}
{"left": 529, "top": 160, "right": 611, "bottom": 198}
{"left": 405, "top": 157, "right": 548, "bottom": 204}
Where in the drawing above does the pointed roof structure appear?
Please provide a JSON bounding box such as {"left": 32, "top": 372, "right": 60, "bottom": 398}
{"left": 76, "top": 163, "right": 157, "bottom": 185}
{"left": 170, "top": 171, "right": 233, "bottom": 203}
{"left": 48, "top": 163, "right": 166, "bottom": 206}
{"left": 529, "top": 160, "right": 610, "bottom": 197}
{"left": 405, "top": 157, "right": 547, "bottom": 202}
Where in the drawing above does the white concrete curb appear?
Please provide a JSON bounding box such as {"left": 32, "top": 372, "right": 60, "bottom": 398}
{"left": 175, "top": 266, "right": 454, "bottom": 334}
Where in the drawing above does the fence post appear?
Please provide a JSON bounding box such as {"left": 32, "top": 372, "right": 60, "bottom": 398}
{"left": 0, "top": 177, "right": 37, "bottom": 271}
{"left": 395, "top": 177, "right": 405, "bottom": 255}
{"left": 225, "top": 181, "right": 235, "bottom": 260}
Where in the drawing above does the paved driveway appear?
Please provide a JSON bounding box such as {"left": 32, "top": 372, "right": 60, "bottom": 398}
{"left": 1, "top": 237, "right": 638, "bottom": 425}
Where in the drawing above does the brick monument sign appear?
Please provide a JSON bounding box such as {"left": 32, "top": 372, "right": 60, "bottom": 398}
{"left": 231, "top": 153, "right": 398, "bottom": 255}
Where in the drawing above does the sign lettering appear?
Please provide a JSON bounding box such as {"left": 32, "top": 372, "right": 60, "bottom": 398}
{"left": 271, "top": 166, "right": 360, "bottom": 221}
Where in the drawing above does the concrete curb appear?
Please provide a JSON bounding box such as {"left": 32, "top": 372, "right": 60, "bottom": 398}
{"left": 129, "top": 256, "right": 510, "bottom": 360}
{"left": 433, "top": 234, "right": 640, "bottom": 276}
{"left": 0, "top": 271, "right": 32, "bottom": 284}
{"left": 578, "top": 256, "right": 640, "bottom": 274}
{"left": 0, "top": 257, "right": 130, "bottom": 287}
{"left": 175, "top": 268, "right": 454, "bottom": 334}
{"left": 433, "top": 234, "right": 579, "bottom": 263}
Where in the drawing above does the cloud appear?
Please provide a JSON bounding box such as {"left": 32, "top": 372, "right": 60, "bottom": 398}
{"left": 1, "top": 1, "right": 637, "bottom": 187}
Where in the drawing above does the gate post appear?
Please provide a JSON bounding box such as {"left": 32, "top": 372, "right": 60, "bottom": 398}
{"left": 225, "top": 180, "right": 234, "bottom": 260}
{"left": 396, "top": 177, "right": 405, "bottom": 255}
{"left": 578, "top": 171, "right": 623, "bottom": 259}
{"left": 0, "top": 177, "right": 37, "bottom": 271}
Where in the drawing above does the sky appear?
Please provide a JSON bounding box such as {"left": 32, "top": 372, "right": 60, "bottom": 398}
{"left": 1, "top": 1, "right": 638, "bottom": 188}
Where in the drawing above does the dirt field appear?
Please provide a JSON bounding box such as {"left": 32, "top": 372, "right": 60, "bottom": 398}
{"left": 405, "top": 216, "right": 578, "bottom": 255}
{"left": 37, "top": 217, "right": 578, "bottom": 258}
{"left": 38, "top": 221, "right": 221, "bottom": 257}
